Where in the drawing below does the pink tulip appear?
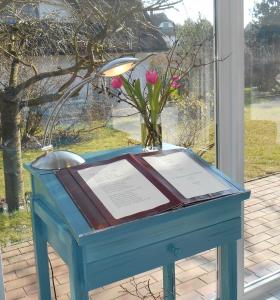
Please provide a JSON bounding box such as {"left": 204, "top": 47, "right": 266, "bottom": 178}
{"left": 171, "top": 81, "right": 181, "bottom": 89}
{"left": 171, "top": 75, "right": 181, "bottom": 89}
{"left": 172, "top": 75, "right": 180, "bottom": 82}
{"left": 111, "top": 76, "right": 123, "bottom": 89}
{"left": 146, "top": 70, "right": 158, "bottom": 85}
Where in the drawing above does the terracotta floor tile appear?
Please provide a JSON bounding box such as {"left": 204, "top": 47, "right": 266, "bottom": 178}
{"left": 5, "top": 287, "right": 26, "bottom": 300}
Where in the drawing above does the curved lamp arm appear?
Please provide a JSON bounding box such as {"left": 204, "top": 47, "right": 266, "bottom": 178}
{"left": 42, "top": 75, "right": 96, "bottom": 150}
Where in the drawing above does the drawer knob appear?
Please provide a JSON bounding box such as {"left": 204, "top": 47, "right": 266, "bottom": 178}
{"left": 168, "top": 244, "right": 182, "bottom": 257}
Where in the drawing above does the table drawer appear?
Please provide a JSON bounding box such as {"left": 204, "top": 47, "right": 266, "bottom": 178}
{"left": 85, "top": 217, "right": 241, "bottom": 290}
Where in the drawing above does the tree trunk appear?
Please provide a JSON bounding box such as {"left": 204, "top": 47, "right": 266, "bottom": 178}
{"left": 0, "top": 26, "right": 25, "bottom": 212}
{"left": 0, "top": 99, "right": 24, "bottom": 212}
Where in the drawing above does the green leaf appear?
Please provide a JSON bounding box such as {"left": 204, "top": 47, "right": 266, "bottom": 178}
{"left": 148, "top": 80, "right": 161, "bottom": 125}
{"left": 121, "top": 76, "right": 141, "bottom": 109}
{"left": 134, "top": 79, "right": 145, "bottom": 111}
{"left": 153, "top": 80, "right": 162, "bottom": 114}
{"left": 147, "top": 83, "right": 154, "bottom": 108}
{"left": 121, "top": 76, "right": 134, "bottom": 97}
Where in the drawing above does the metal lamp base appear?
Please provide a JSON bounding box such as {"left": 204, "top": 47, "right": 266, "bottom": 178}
{"left": 31, "top": 150, "right": 85, "bottom": 170}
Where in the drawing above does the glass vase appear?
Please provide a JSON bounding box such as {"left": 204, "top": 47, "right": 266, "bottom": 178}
{"left": 140, "top": 113, "right": 162, "bottom": 151}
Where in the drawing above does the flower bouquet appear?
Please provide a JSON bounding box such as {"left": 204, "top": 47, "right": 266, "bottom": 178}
{"left": 111, "top": 68, "right": 182, "bottom": 150}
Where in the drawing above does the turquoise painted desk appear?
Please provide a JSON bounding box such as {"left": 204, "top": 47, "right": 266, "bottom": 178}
{"left": 25, "top": 145, "right": 250, "bottom": 300}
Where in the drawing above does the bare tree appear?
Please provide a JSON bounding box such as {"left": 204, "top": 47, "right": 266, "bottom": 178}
{"left": 0, "top": 0, "right": 181, "bottom": 211}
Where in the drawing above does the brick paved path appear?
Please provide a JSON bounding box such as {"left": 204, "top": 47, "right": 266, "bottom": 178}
{"left": 2, "top": 173, "right": 280, "bottom": 300}
{"left": 244, "top": 174, "right": 280, "bottom": 284}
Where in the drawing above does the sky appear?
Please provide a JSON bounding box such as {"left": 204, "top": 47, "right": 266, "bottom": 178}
{"left": 164, "top": 0, "right": 260, "bottom": 26}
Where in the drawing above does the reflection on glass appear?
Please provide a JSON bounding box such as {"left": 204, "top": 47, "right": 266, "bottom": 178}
{"left": 110, "top": 0, "right": 215, "bottom": 166}
{"left": 244, "top": 0, "right": 280, "bottom": 288}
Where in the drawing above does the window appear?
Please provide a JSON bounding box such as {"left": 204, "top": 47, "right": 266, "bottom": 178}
{"left": 243, "top": 0, "right": 280, "bottom": 297}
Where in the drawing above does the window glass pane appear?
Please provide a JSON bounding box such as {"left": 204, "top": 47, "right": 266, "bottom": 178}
{"left": 160, "top": 2, "right": 217, "bottom": 300}
{"left": 109, "top": 1, "right": 216, "bottom": 164}
{"left": 0, "top": 1, "right": 217, "bottom": 299}
{"left": 244, "top": 0, "right": 280, "bottom": 287}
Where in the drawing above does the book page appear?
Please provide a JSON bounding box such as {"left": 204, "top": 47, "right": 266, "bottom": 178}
{"left": 143, "top": 152, "right": 229, "bottom": 199}
{"left": 77, "top": 159, "right": 170, "bottom": 219}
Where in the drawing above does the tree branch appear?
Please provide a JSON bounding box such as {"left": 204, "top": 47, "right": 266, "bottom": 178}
{"left": 57, "top": 72, "right": 78, "bottom": 93}
{"left": 14, "top": 61, "right": 87, "bottom": 97}
{"left": 0, "top": 80, "right": 7, "bottom": 88}
{"left": 0, "top": 46, "right": 38, "bottom": 76}
{"left": 144, "top": 0, "right": 182, "bottom": 12}
{"left": 0, "top": 0, "right": 38, "bottom": 12}
{"left": 0, "top": 0, "right": 11, "bottom": 11}
{"left": 21, "top": 92, "right": 62, "bottom": 107}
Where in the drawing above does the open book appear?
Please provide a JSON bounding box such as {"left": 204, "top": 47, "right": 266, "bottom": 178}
{"left": 57, "top": 149, "right": 239, "bottom": 229}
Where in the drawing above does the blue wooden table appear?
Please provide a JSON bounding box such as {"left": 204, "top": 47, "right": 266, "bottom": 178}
{"left": 25, "top": 145, "right": 250, "bottom": 300}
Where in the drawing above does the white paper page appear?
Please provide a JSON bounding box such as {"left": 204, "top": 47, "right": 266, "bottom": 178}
{"left": 144, "top": 152, "right": 229, "bottom": 199}
{"left": 77, "top": 159, "right": 170, "bottom": 219}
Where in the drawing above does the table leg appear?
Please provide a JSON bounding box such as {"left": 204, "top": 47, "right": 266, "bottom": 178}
{"left": 0, "top": 249, "right": 5, "bottom": 300}
{"left": 219, "top": 241, "right": 238, "bottom": 300}
{"left": 32, "top": 214, "right": 52, "bottom": 300}
{"left": 163, "top": 263, "right": 176, "bottom": 300}
{"left": 67, "top": 236, "right": 88, "bottom": 300}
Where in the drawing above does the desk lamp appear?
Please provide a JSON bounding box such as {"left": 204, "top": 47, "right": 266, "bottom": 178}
{"left": 32, "top": 57, "right": 139, "bottom": 170}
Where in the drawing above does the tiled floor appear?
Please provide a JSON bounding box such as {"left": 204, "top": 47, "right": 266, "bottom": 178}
{"left": 244, "top": 174, "right": 280, "bottom": 285}
{"left": 1, "top": 173, "right": 280, "bottom": 300}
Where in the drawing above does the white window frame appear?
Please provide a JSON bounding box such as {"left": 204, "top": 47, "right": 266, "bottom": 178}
{"left": 215, "top": 0, "right": 280, "bottom": 299}
{"left": 215, "top": 1, "right": 245, "bottom": 184}
{"left": 214, "top": 0, "right": 245, "bottom": 299}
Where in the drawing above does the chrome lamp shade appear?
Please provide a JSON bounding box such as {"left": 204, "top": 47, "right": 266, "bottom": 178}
{"left": 99, "top": 57, "right": 139, "bottom": 77}
{"left": 31, "top": 56, "right": 139, "bottom": 170}
{"left": 32, "top": 150, "right": 86, "bottom": 170}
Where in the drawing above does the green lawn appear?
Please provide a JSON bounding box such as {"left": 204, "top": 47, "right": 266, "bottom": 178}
{"left": 201, "top": 111, "right": 280, "bottom": 180}
{"left": 244, "top": 109, "right": 280, "bottom": 180}
{"left": 1, "top": 111, "right": 280, "bottom": 246}
{"left": 0, "top": 211, "right": 32, "bottom": 246}
{"left": 203, "top": 111, "right": 280, "bottom": 181}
